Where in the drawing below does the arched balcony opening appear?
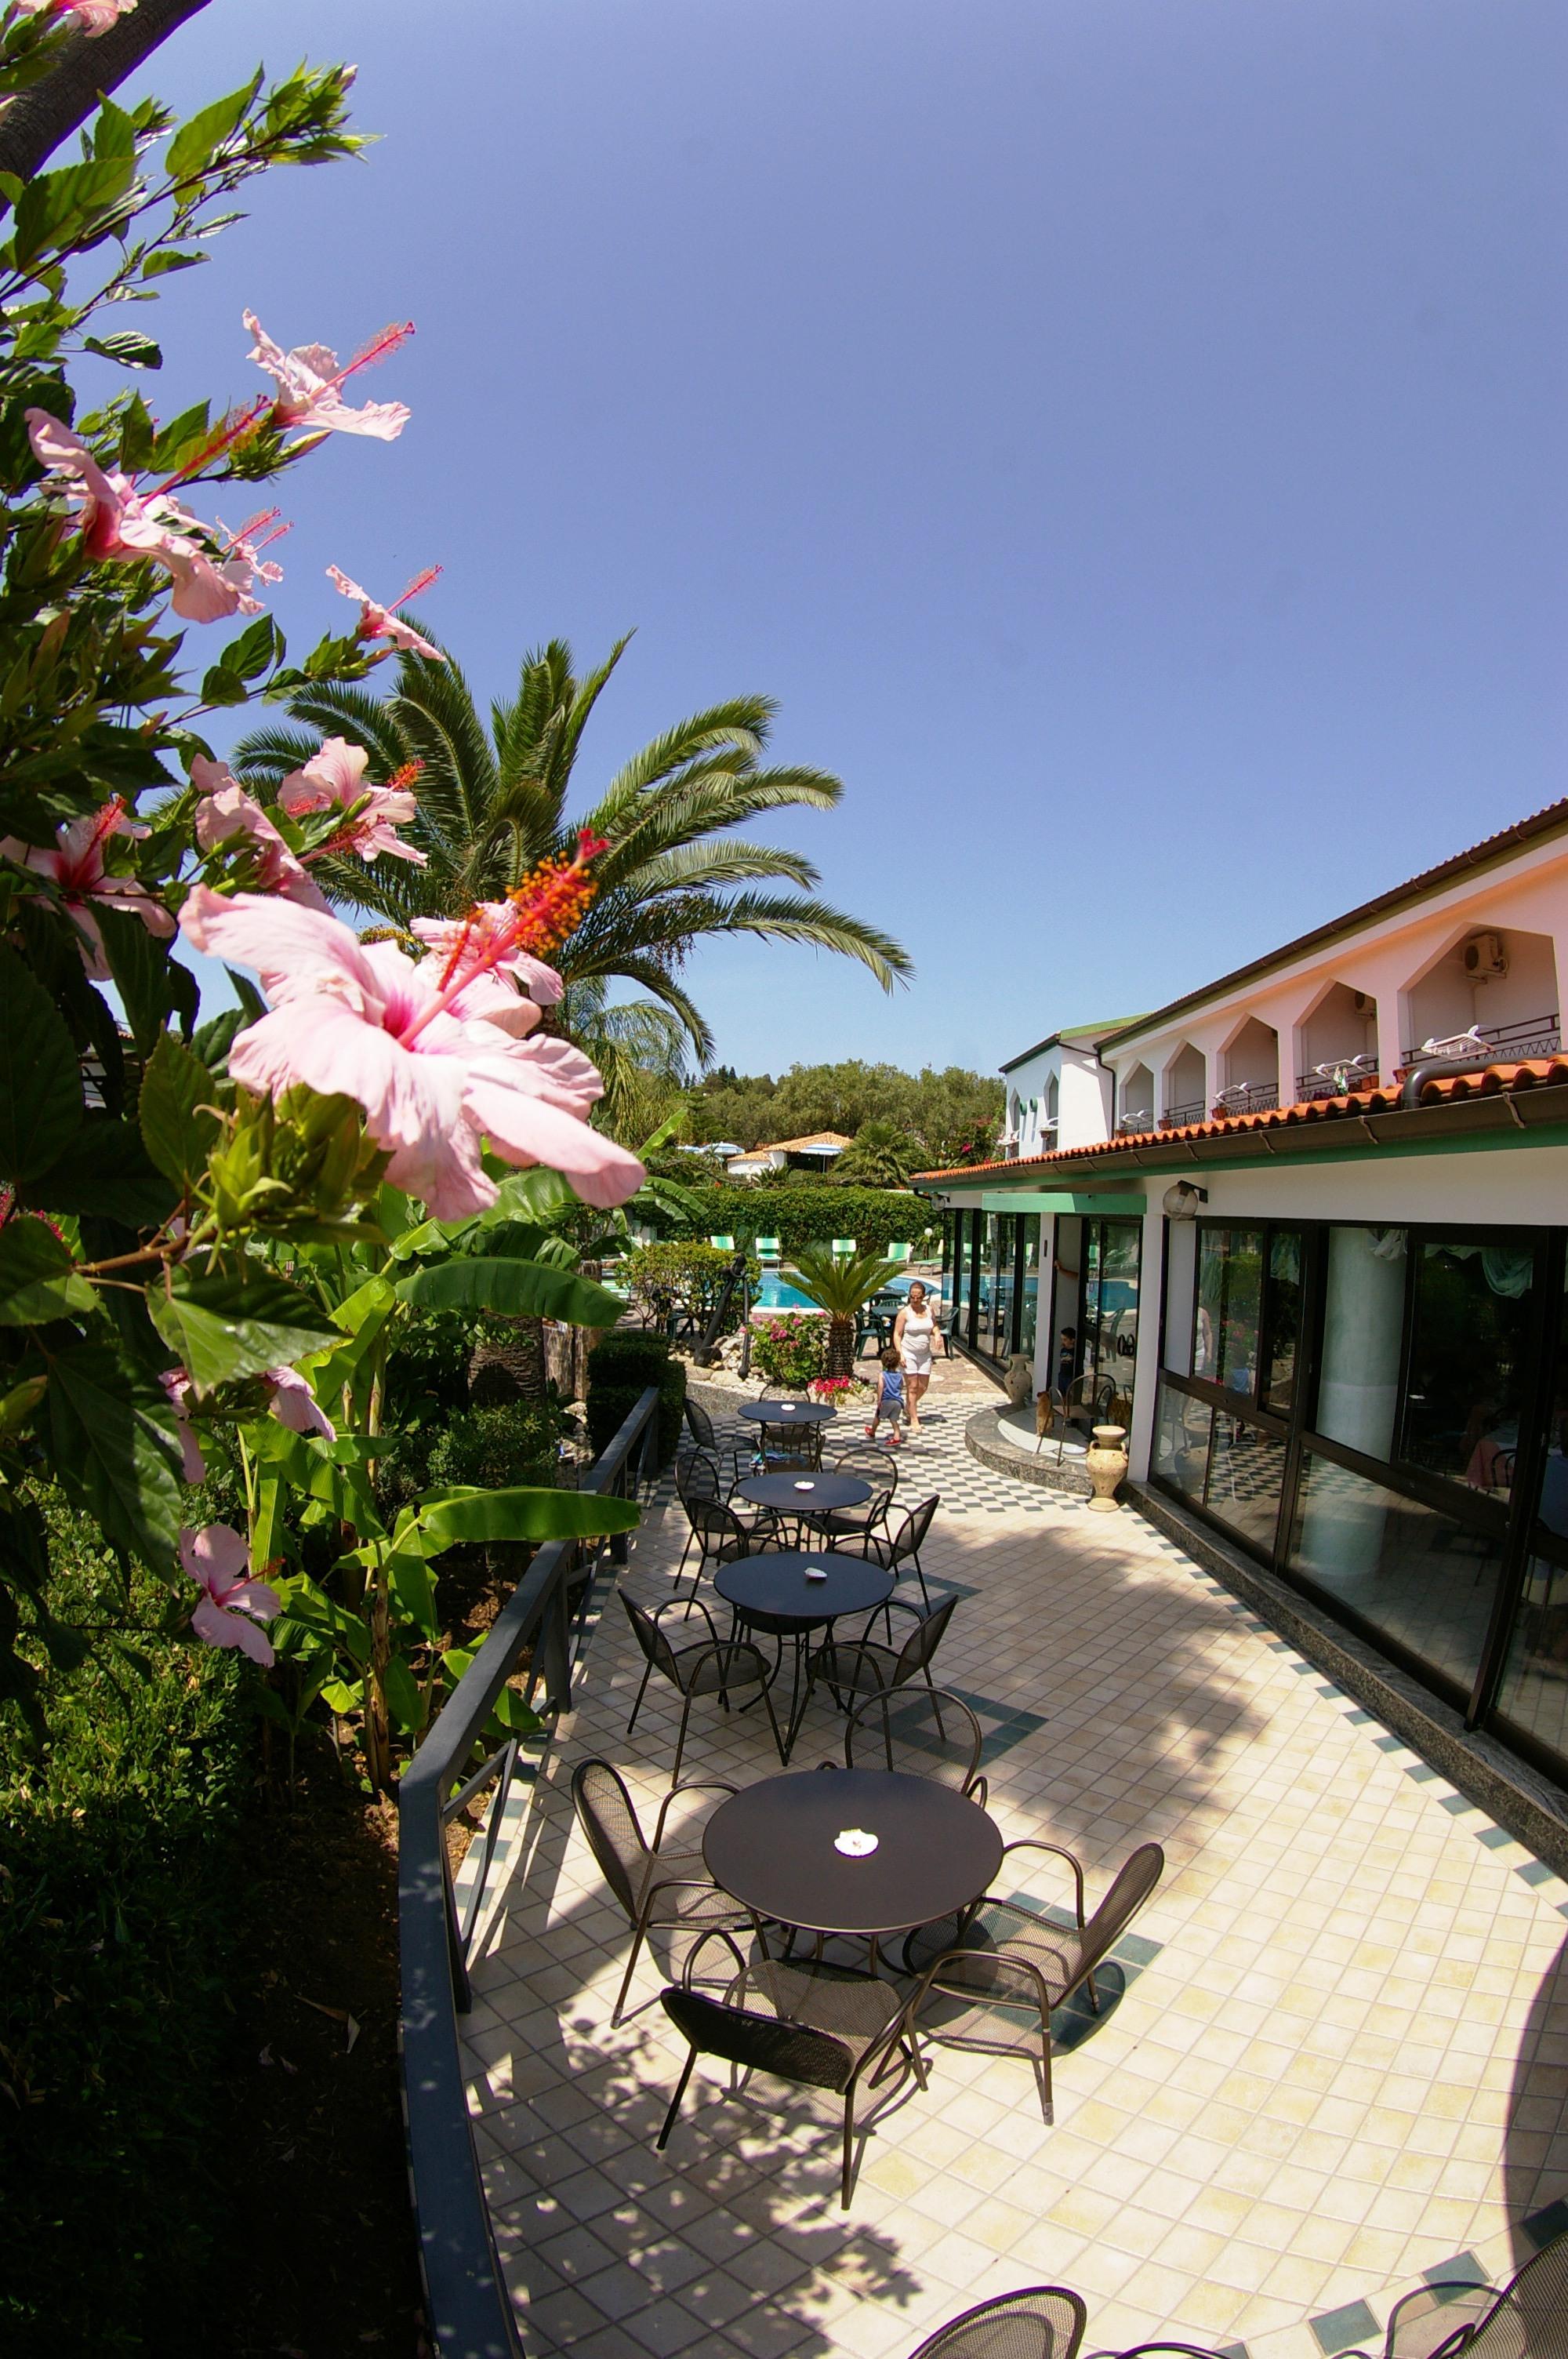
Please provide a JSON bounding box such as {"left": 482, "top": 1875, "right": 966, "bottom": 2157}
{"left": 1160, "top": 1043, "right": 1207, "bottom": 1129}
{"left": 1403, "top": 927, "right": 1561, "bottom": 1070}
{"left": 1298, "top": 982, "right": 1380, "bottom": 1100}
{"left": 1216, "top": 1017, "right": 1279, "bottom": 1117}
{"left": 1116, "top": 1061, "right": 1155, "bottom": 1135}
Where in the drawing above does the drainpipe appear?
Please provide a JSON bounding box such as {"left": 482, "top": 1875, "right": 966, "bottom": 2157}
{"left": 1398, "top": 1054, "right": 1498, "bottom": 1111}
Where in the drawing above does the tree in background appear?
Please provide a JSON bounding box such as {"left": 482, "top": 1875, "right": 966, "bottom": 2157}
{"left": 689, "top": 1058, "right": 1002, "bottom": 1166}
{"left": 234, "top": 638, "right": 909, "bottom": 1066}
{"left": 832, "top": 1118, "right": 918, "bottom": 1188}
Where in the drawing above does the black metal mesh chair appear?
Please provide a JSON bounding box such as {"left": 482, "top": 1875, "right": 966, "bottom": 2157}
{"left": 671, "top": 1490, "right": 771, "bottom": 1615}
{"left": 656, "top": 1934, "right": 926, "bottom": 2207}
{"left": 867, "top": 1492, "right": 938, "bottom": 1612}
{"left": 570, "top": 1758, "right": 746, "bottom": 2026}
{"left": 906, "top": 1836, "right": 1164, "bottom": 2121}
{"left": 802, "top": 1594, "right": 957, "bottom": 1732}
{"left": 844, "top": 1686, "right": 986, "bottom": 1806}
{"left": 908, "top": 2286, "right": 1088, "bottom": 2359}
{"left": 620, "top": 1593, "right": 786, "bottom": 1784}
{"left": 683, "top": 1393, "right": 744, "bottom": 1477}
{"left": 802, "top": 1443, "right": 898, "bottom": 1555}
{"left": 1334, "top": 2226, "right": 1568, "bottom": 2359}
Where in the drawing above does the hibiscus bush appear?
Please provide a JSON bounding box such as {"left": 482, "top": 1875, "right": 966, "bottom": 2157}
{"left": 0, "top": 13, "right": 647, "bottom": 1784}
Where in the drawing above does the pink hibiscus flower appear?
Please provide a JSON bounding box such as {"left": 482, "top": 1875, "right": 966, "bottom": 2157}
{"left": 411, "top": 906, "right": 565, "bottom": 1035}
{"left": 177, "top": 885, "right": 645, "bottom": 1219}
{"left": 192, "top": 757, "right": 329, "bottom": 911}
{"left": 26, "top": 409, "right": 262, "bottom": 623}
{"left": 245, "top": 313, "right": 412, "bottom": 441}
{"left": 327, "top": 565, "right": 444, "bottom": 660}
{"left": 276, "top": 736, "right": 426, "bottom": 867}
{"left": 1, "top": 797, "right": 174, "bottom": 976}
{"left": 181, "top": 1523, "right": 281, "bottom": 1667}
{"left": 15, "top": 0, "right": 137, "bottom": 33}
{"left": 159, "top": 1370, "right": 207, "bottom": 1484}
{"left": 265, "top": 1365, "right": 336, "bottom": 1441}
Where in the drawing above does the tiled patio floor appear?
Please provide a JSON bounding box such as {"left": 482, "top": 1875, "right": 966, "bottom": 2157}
{"left": 459, "top": 1382, "right": 1568, "bottom": 2359}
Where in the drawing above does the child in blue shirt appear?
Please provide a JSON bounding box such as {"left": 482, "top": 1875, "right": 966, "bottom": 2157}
{"left": 866, "top": 1345, "right": 906, "bottom": 1446}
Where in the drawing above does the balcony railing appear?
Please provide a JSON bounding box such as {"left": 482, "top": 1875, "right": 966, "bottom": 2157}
{"left": 1116, "top": 1112, "right": 1155, "bottom": 1136}
{"left": 398, "top": 1386, "right": 661, "bottom": 2359}
{"left": 1210, "top": 1082, "right": 1279, "bottom": 1118}
{"left": 1399, "top": 1013, "right": 1561, "bottom": 1067}
{"left": 1295, "top": 1052, "right": 1380, "bottom": 1102}
{"left": 1158, "top": 1099, "right": 1207, "bottom": 1129}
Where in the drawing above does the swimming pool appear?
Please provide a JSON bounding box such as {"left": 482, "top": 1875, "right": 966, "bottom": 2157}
{"left": 752, "top": 1269, "right": 928, "bottom": 1312}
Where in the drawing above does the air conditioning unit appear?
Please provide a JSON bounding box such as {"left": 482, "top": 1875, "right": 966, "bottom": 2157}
{"left": 1462, "top": 932, "right": 1508, "bottom": 981}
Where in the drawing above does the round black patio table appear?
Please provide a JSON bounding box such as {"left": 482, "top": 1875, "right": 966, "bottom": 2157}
{"left": 703, "top": 1767, "right": 1004, "bottom": 1940}
{"left": 737, "top": 1399, "right": 838, "bottom": 1428}
{"left": 714, "top": 1551, "right": 892, "bottom": 1627}
{"left": 713, "top": 1553, "right": 894, "bottom": 1757}
{"left": 735, "top": 1470, "right": 870, "bottom": 1515}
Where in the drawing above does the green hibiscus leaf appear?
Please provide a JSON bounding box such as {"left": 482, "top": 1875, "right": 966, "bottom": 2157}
{"left": 0, "top": 1216, "right": 98, "bottom": 1325}
{"left": 139, "top": 1031, "right": 222, "bottom": 1190}
{"left": 147, "top": 1267, "right": 339, "bottom": 1394}
{"left": 0, "top": 942, "right": 84, "bottom": 1184}
{"left": 45, "top": 1339, "right": 183, "bottom": 1571}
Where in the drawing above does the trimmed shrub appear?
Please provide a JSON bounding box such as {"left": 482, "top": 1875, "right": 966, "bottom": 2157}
{"left": 1, "top": 1500, "right": 252, "bottom": 2357}
{"left": 652, "top": 1182, "right": 939, "bottom": 1256}
{"left": 424, "top": 1401, "right": 568, "bottom": 1492}
{"left": 622, "top": 1240, "right": 760, "bottom": 1333}
{"left": 586, "top": 1330, "right": 687, "bottom": 1467}
{"left": 751, "top": 1313, "right": 828, "bottom": 1390}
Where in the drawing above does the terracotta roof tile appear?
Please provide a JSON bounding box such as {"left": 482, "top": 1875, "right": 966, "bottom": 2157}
{"left": 913, "top": 1058, "right": 1568, "bottom": 1181}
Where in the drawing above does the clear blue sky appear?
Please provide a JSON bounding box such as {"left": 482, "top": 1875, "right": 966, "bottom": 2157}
{"left": 123, "top": 0, "right": 1567, "bottom": 1078}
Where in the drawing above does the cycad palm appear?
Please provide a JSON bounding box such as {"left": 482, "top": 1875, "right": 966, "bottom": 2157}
{"left": 784, "top": 1245, "right": 907, "bottom": 1379}
{"left": 233, "top": 634, "right": 910, "bottom": 1063}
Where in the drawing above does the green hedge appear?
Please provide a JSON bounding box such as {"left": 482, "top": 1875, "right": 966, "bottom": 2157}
{"left": 586, "top": 1330, "right": 687, "bottom": 1468}
{"left": 655, "top": 1183, "right": 939, "bottom": 1256}
{"left": 1, "top": 1501, "right": 252, "bottom": 2357}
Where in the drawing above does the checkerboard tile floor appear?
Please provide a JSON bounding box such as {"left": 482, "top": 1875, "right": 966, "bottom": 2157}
{"left": 458, "top": 1399, "right": 1568, "bottom": 2359}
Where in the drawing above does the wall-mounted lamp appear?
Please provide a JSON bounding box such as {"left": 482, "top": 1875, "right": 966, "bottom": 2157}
{"left": 1161, "top": 1181, "right": 1209, "bottom": 1220}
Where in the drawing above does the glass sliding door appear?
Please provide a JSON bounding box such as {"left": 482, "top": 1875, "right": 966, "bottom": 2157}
{"left": 1081, "top": 1218, "right": 1141, "bottom": 1416}
{"left": 1018, "top": 1221, "right": 1040, "bottom": 1362}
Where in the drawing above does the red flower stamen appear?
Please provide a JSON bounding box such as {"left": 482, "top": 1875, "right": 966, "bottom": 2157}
{"left": 227, "top": 507, "right": 292, "bottom": 557}
{"left": 158, "top": 398, "right": 271, "bottom": 495}
{"left": 330, "top": 322, "right": 416, "bottom": 391}
{"left": 390, "top": 565, "right": 443, "bottom": 612}
{"left": 504, "top": 835, "right": 608, "bottom": 960}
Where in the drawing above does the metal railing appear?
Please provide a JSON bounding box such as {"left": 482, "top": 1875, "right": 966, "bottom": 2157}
{"left": 1158, "top": 1100, "right": 1207, "bottom": 1129}
{"left": 1295, "top": 1054, "right": 1379, "bottom": 1102}
{"left": 398, "top": 1386, "right": 662, "bottom": 2359}
{"left": 1115, "top": 1113, "right": 1155, "bottom": 1136}
{"left": 1399, "top": 1013, "right": 1561, "bottom": 1067}
{"left": 1210, "top": 1082, "right": 1279, "bottom": 1118}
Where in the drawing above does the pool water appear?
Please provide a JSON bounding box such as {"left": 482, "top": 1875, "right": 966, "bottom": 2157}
{"left": 753, "top": 1269, "right": 927, "bottom": 1312}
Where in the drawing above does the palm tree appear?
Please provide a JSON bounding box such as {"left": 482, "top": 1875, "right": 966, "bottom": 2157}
{"left": 233, "top": 634, "right": 910, "bottom": 1063}
{"left": 833, "top": 1119, "right": 919, "bottom": 1188}
{"left": 557, "top": 974, "right": 691, "bottom": 1147}
{"left": 784, "top": 1245, "right": 907, "bottom": 1379}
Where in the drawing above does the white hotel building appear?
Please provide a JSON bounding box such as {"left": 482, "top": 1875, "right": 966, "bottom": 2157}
{"left": 915, "top": 801, "right": 1568, "bottom": 1794}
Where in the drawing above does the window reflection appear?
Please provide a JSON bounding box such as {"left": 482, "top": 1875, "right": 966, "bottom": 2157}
{"left": 1290, "top": 1449, "right": 1504, "bottom": 1695}
{"left": 1155, "top": 1379, "right": 1211, "bottom": 1505}
{"left": 1400, "top": 1239, "right": 1536, "bottom": 1493}
{"left": 1207, "top": 1416, "right": 1287, "bottom": 1555}
{"left": 1493, "top": 1551, "right": 1568, "bottom": 1763}
{"left": 1195, "top": 1228, "right": 1263, "bottom": 1395}
{"left": 1261, "top": 1231, "right": 1303, "bottom": 1412}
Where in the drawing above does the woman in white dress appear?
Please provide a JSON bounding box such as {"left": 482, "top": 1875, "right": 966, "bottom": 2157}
{"left": 893, "top": 1281, "right": 938, "bottom": 1434}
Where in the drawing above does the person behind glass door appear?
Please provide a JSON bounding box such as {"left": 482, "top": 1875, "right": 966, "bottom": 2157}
{"left": 1055, "top": 1325, "right": 1077, "bottom": 1398}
